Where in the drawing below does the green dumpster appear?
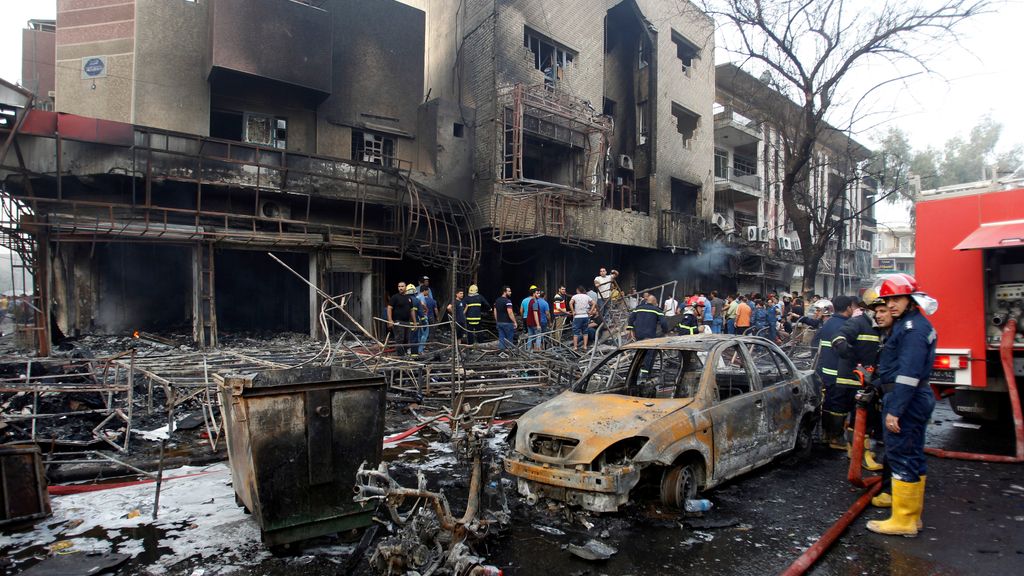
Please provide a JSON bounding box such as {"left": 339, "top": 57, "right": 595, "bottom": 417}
{"left": 219, "top": 365, "right": 385, "bottom": 547}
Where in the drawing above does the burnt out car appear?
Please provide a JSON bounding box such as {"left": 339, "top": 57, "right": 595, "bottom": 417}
{"left": 504, "top": 335, "right": 818, "bottom": 512}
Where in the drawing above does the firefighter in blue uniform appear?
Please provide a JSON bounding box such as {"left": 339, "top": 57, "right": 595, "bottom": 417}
{"left": 866, "top": 273, "right": 938, "bottom": 537}
{"left": 463, "top": 285, "right": 490, "bottom": 344}
{"left": 675, "top": 306, "right": 700, "bottom": 335}
{"left": 832, "top": 293, "right": 884, "bottom": 470}
{"left": 812, "top": 297, "right": 848, "bottom": 450}
{"left": 627, "top": 294, "right": 671, "bottom": 384}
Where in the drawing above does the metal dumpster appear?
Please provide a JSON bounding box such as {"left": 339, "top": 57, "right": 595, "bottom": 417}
{"left": 218, "top": 365, "right": 385, "bottom": 547}
{"left": 0, "top": 444, "right": 52, "bottom": 528}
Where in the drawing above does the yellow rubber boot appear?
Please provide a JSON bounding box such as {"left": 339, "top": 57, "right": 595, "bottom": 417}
{"left": 916, "top": 476, "right": 926, "bottom": 530}
{"left": 863, "top": 449, "right": 883, "bottom": 471}
{"left": 866, "top": 479, "right": 922, "bottom": 537}
{"left": 871, "top": 491, "right": 892, "bottom": 508}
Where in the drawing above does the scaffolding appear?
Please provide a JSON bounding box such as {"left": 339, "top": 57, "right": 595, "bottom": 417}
{"left": 492, "top": 84, "right": 612, "bottom": 247}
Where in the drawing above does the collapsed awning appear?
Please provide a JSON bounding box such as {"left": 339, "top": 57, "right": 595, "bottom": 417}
{"left": 954, "top": 220, "right": 1024, "bottom": 250}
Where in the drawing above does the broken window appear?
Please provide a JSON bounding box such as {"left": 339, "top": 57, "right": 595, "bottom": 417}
{"left": 577, "top": 350, "right": 639, "bottom": 394}
{"left": 670, "top": 178, "right": 699, "bottom": 215}
{"left": 671, "top": 30, "right": 700, "bottom": 75}
{"left": 244, "top": 112, "right": 288, "bottom": 149}
{"left": 352, "top": 131, "right": 396, "bottom": 167}
{"left": 453, "top": 123, "right": 464, "bottom": 138}
{"left": 714, "top": 148, "right": 728, "bottom": 178}
{"left": 671, "top": 102, "right": 699, "bottom": 147}
{"left": 713, "top": 344, "right": 755, "bottom": 401}
{"left": 637, "top": 100, "right": 649, "bottom": 145}
{"left": 638, "top": 36, "right": 649, "bottom": 69}
{"left": 747, "top": 343, "right": 791, "bottom": 387}
{"left": 524, "top": 27, "right": 576, "bottom": 76}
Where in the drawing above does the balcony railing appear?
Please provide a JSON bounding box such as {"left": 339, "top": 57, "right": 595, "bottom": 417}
{"left": 659, "top": 211, "right": 706, "bottom": 252}
{"left": 714, "top": 166, "right": 762, "bottom": 192}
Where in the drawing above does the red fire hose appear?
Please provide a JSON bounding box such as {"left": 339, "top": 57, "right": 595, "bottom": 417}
{"left": 924, "top": 318, "right": 1024, "bottom": 463}
{"left": 781, "top": 398, "right": 880, "bottom": 576}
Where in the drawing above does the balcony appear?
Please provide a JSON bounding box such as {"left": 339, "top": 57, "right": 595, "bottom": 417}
{"left": 209, "top": 0, "right": 332, "bottom": 99}
{"left": 659, "top": 211, "right": 706, "bottom": 252}
{"left": 714, "top": 107, "right": 761, "bottom": 147}
{"left": 714, "top": 166, "right": 762, "bottom": 200}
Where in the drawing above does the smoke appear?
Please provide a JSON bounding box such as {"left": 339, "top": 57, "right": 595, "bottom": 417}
{"left": 672, "top": 241, "right": 736, "bottom": 279}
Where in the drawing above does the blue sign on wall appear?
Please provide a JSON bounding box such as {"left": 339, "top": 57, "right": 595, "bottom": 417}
{"left": 82, "top": 56, "right": 107, "bottom": 79}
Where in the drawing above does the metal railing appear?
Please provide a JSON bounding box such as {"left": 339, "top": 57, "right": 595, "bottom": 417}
{"left": 658, "top": 210, "right": 706, "bottom": 251}
{"left": 714, "top": 166, "right": 762, "bottom": 192}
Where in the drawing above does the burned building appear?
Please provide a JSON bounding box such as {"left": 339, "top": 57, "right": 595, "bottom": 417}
{"left": 714, "top": 64, "right": 876, "bottom": 295}
{"left": 422, "top": 0, "right": 718, "bottom": 295}
{"left": 1, "top": 0, "right": 479, "bottom": 353}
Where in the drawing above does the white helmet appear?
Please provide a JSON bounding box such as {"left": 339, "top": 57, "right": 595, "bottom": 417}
{"left": 812, "top": 299, "right": 835, "bottom": 316}
{"left": 683, "top": 306, "right": 697, "bottom": 315}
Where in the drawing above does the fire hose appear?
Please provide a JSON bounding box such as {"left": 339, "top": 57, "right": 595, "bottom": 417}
{"left": 924, "top": 318, "right": 1024, "bottom": 463}
{"left": 780, "top": 388, "right": 880, "bottom": 576}
{"left": 785, "top": 319, "right": 1023, "bottom": 574}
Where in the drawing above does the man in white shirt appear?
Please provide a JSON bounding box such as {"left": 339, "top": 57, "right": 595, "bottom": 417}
{"left": 663, "top": 293, "right": 679, "bottom": 318}
{"left": 593, "top": 267, "right": 618, "bottom": 312}
{"left": 569, "top": 285, "right": 595, "bottom": 350}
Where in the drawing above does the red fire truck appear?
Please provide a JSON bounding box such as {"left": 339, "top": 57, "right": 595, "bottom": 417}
{"left": 914, "top": 181, "right": 1024, "bottom": 420}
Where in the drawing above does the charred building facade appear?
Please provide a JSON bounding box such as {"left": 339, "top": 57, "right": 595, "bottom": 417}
{"left": 1, "top": 0, "right": 478, "bottom": 353}
{"left": 423, "top": 0, "right": 719, "bottom": 295}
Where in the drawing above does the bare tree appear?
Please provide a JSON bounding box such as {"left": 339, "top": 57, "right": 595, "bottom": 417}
{"left": 703, "top": 0, "right": 992, "bottom": 294}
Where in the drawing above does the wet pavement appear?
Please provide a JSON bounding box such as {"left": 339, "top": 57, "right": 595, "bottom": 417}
{"left": 2, "top": 400, "right": 1022, "bottom": 576}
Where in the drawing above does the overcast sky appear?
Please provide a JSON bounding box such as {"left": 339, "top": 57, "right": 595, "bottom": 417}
{"left": 3, "top": 0, "right": 1020, "bottom": 225}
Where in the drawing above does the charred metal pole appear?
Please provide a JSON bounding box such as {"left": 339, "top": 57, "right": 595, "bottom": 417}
{"left": 451, "top": 251, "right": 458, "bottom": 407}
{"left": 152, "top": 438, "right": 166, "bottom": 520}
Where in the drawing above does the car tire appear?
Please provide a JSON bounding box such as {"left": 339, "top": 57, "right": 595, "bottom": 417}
{"left": 660, "top": 460, "right": 703, "bottom": 509}
{"left": 783, "top": 418, "right": 814, "bottom": 466}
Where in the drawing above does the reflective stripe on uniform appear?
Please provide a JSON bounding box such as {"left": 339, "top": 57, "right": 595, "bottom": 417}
{"left": 465, "top": 303, "right": 480, "bottom": 308}
{"left": 819, "top": 340, "right": 832, "bottom": 348}
{"left": 837, "top": 377, "right": 861, "bottom": 386}
{"left": 635, "top": 308, "right": 664, "bottom": 315}
{"left": 857, "top": 334, "right": 881, "bottom": 342}
{"left": 896, "top": 375, "right": 919, "bottom": 386}
{"left": 821, "top": 367, "right": 838, "bottom": 376}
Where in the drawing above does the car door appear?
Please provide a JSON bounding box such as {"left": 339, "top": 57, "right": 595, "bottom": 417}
{"left": 747, "top": 341, "right": 803, "bottom": 457}
{"left": 704, "top": 342, "right": 766, "bottom": 482}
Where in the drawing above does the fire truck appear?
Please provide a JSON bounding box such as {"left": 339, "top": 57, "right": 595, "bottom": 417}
{"left": 915, "top": 179, "right": 1024, "bottom": 420}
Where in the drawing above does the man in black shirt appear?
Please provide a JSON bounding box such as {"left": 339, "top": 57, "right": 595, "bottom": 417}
{"left": 387, "top": 281, "right": 416, "bottom": 355}
{"left": 493, "top": 286, "right": 517, "bottom": 350}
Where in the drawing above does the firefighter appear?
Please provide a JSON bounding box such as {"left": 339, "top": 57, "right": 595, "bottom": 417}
{"left": 627, "top": 294, "right": 670, "bottom": 382}
{"left": 463, "top": 284, "right": 490, "bottom": 345}
{"left": 866, "top": 273, "right": 938, "bottom": 538}
{"left": 832, "top": 291, "right": 884, "bottom": 470}
{"left": 675, "top": 306, "right": 700, "bottom": 335}
{"left": 865, "top": 294, "right": 897, "bottom": 508}
{"left": 811, "top": 297, "right": 848, "bottom": 450}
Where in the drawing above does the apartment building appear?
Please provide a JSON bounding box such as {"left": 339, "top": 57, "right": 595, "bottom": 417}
{"left": 423, "top": 0, "right": 717, "bottom": 294}
{"left": 714, "top": 63, "right": 876, "bottom": 296}
{"left": 21, "top": 19, "right": 56, "bottom": 111}
{"left": 873, "top": 225, "right": 915, "bottom": 276}
{"left": 2, "top": 0, "right": 478, "bottom": 352}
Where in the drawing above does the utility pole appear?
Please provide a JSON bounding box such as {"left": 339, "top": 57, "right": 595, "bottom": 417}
{"left": 833, "top": 184, "right": 845, "bottom": 297}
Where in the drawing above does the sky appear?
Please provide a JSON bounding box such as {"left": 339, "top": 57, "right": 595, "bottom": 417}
{"left": 2, "top": 0, "right": 1020, "bottom": 226}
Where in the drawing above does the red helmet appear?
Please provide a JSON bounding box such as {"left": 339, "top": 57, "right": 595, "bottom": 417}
{"left": 874, "top": 273, "right": 919, "bottom": 298}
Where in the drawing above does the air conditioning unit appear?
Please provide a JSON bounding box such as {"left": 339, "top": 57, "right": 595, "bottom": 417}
{"left": 713, "top": 212, "right": 729, "bottom": 231}
{"left": 791, "top": 237, "right": 802, "bottom": 251}
{"left": 618, "top": 154, "right": 634, "bottom": 171}
{"left": 746, "top": 225, "right": 758, "bottom": 242}
{"left": 858, "top": 240, "right": 872, "bottom": 251}
{"left": 259, "top": 199, "right": 291, "bottom": 220}
{"left": 758, "top": 228, "right": 769, "bottom": 242}
{"left": 778, "top": 237, "right": 792, "bottom": 250}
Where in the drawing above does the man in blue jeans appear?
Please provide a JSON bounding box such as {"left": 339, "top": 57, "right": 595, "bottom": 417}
{"left": 493, "top": 286, "right": 517, "bottom": 350}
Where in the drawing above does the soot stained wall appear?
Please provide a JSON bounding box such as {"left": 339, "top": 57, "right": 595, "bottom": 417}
{"left": 215, "top": 250, "right": 309, "bottom": 334}
{"left": 95, "top": 244, "right": 191, "bottom": 334}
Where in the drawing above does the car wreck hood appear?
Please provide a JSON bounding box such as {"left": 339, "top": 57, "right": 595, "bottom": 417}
{"left": 514, "top": 391, "right": 694, "bottom": 465}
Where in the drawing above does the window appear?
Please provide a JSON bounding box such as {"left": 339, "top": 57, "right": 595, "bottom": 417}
{"left": 747, "top": 343, "right": 792, "bottom": 387}
{"left": 637, "top": 100, "right": 649, "bottom": 145}
{"left": 453, "top": 123, "right": 464, "bottom": 138}
{"left": 638, "top": 36, "right": 650, "bottom": 69}
{"left": 713, "top": 344, "right": 756, "bottom": 401}
{"left": 671, "top": 102, "right": 699, "bottom": 146}
{"left": 733, "top": 154, "right": 756, "bottom": 177}
{"left": 243, "top": 112, "right": 287, "bottom": 149}
{"left": 524, "top": 27, "right": 576, "bottom": 73}
{"left": 352, "top": 131, "right": 396, "bottom": 167}
{"left": 714, "top": 148, "right": 728, "bottom": 178}
{"left": 670, "top": 178, "right": 699, "bottom": 215}
{"left": 671, "top": 30, "right": 700, "bottom": 75}
{"left": 0, "top": 105, "right": 17, "bottom": 129}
